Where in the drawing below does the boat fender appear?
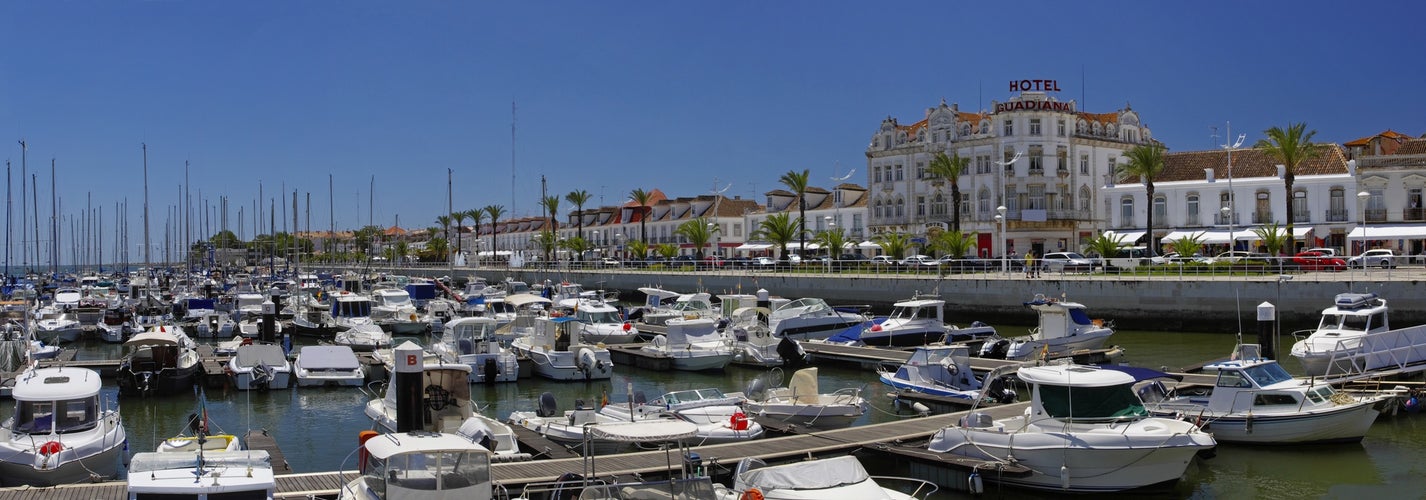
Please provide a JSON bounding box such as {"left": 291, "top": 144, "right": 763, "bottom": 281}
{"left": 1405, "top": 396, "right": 1421, "bottom": 413}
{"left": 968, "top": 471, "right": 984, "bottom": 494}
{"left": 730, "top": 411, "right": 749, "bottom": 431}
{"left": 38, "top": 441, "right": 63, "bottom": 456}
{"left": 740, "top": 488, "right": 764, "bottom": 500}
{"left": 1060, "top": 464, "right": 1070, "bottom": 490}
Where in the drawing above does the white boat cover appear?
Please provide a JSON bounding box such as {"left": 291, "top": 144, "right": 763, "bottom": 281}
{"left": 788, "top": 368, "right": 819, "bottom": 404}
{"left": 296, "top": 346, "right": 360, "bottom": 370}
{"left": 129, "top": 450, "right": 271, "bottom": 473}
{"left": 125, "top": 330, "right": 181, "bottom": 348}
{"left": 235, "top": 344, "right": 288, "bottom": 368}
{"left": 735, "top": 455, "right": 870, "bottom": 491}
{"left": 587, "top": 420, "right": 698, "bottom": 442}
{"left": 505, "top": 294, "right": 553, "bottom": 307}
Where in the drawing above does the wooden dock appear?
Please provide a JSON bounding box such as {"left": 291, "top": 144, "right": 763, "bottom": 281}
{"left": 0, "top": 402, "right": 1029, "bottom": 499}
{"left": 244, "top": 428, "right": 294, "bottom": 475}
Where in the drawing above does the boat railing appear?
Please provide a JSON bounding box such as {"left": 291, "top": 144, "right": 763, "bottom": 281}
{"left": 1289, "top": 328, "right": 1317, "bottom": 345}
{"left": 871, "top": 475, "right": 941, "bottom": 500}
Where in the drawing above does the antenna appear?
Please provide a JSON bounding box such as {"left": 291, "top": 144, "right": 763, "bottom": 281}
{"left": 831, "top": 164, "right": 856, "bottom": 183}
{"left": 511, "top": 100, "right": 517, "bottom": 217}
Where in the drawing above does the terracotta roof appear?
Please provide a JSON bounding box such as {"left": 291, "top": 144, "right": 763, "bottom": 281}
{"left": 383, "top": 226, "right": 408, "bottom": 236}
{"left": 1079, "top": 111, "right": 1118, "bottom": 124}
{"left": 957, "top": 112, "right": 988, "bottom": 123}
{"left": 1345, "top": 129, "right": 1413, "bottom": 147}
{"left": 1394, "top": 139, "right": 1426, "bottom": 155}
{"left": 900, "top": 119, "right": 929, "bottom": 138}
{"left": 834, "top": 183, "right": 867, "bottom": 191}
{"left": 804, "top": 186, "right": 829, "bottom": 194}
{"left": 1151, "top": 144, "right": 1349, "bottom": 183}
{"left": 764, "top": 189, "right": 793, "bottom": 197}
{"left": 709, "top": 199, "right": 760, "bottom": 217}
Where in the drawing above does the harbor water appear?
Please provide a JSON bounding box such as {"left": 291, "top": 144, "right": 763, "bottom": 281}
{"left": 8, "top": 329, "right": 1426, "bottom": 499}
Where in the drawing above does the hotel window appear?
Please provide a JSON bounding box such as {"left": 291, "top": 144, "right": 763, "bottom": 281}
{"left": 978, "top": 189, "right": 991, "bottom": 213}
{"left": 874, "top": 201, "right": 883, "bottom": 218}
{"left": 734, "top": 223, "right": 742, "bottom": 237}
{"left": 852, "top": 213, "right": 863, "bottom": 232}
{"left": 1003, "top": 147, "right": 1017, "bottom": 175}
{"left": 874, "top": 166, "right": 882, "bottom": 183}
{"left": 834, "top": 190, "right": 843, "bottom": 206}
{"left": 1028, "top": 145, "right": 1044, "bottom": 173}
{"left": 1187, "top": 194, "right": 1200, "bottom": 225}
{"left": 1029, "top": 118, "right": 1042, "bottom": 136}
{"left": 931, "top": 193, "right": 947, "bottom": 216}
{"left": 1005, "top": 186, "right": 1019, "bottom": 211}
{"left": 896, "top": 198, "right": 905, "bottom": 217}
{"left": 916, "top": 162, "right": 925, "bottom": 179}
{"left": 1057, "top": 119, "right": 1066, "bottom": 137}
{"left": 916, "top": 196, "right": 926, "bottom": 216}
{"left": 1293, "top": 190, "right": 1310, "bottom": 223}
{"left": 1028, "top": 185, "right": 1046, "bottom": 210}
{"left": 1329, "top": 188, "right": 1345, "bottom": 220}
{"left": 1056, "top": 146, "right": 1068, "bottom": 172}
{"left": 1153, "top": 195, "right": 1167, "bottom": 223}
{"left": 1106, "top": 157, "right": 1117, "bottom": 176}
{"left": 1080, "top": 186, "right": 1091, "bottom": 211}
{"left": 1080, "top": 154, "right": 1089, "bottom": 175}
{"left": 1003, "top": 119, "right": 1014, "bottom": 137}
{"left": 895, "top": 165, "right": 904, "bottom": 181}
{"left": 1120, "top": 198, "right": 1135, "bottom": 226}
{"left": 979, "top": 122, "right": 989, "bottom": 134}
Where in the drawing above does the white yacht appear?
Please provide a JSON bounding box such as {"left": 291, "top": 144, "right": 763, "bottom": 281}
{"left": 226, "top": 343, "right": 293, "bottom": 390}
{"left": 330, "top": 291, "right": 378, "bottom": 332}
{"left": 363, "top": 359, "right": 524, "bottom": 461}
{"left": 0, "top": 367, "right": 127, "bottom": 487}
{"left": 338, "top": 431, "right": 495, "bottom": 500}
{"left": 878, "top": 345, "right": 1016, "bottom": 403}
{"left": 641, "top": 317, "right": 735, "bottom": 371}
{"left": 598, "top": 387, "right": 765, "bottom": 446}
{"left": 116, "top": 326, "right": 202, "bottom": 397}
{"left": 1290, "top": 292, "right": 1426, "bottom": 378}
{"left": 335, "top": 324, "right": 392, "bottom": 352}
{"left": 34, "top": 308, "right": 82, "bottom": 345}
{"left": 979, "top": 294, "right": 1114, "bottom": 360}
{"left": 767, "top": 297, "right": 866, "bottom": 341}
{"left": 370, "top": 287, "right": 430, "bottom": 335}
{"left": 743, "top": 367, "right": 867, "bottom": 430}
{"left": 294, "top": 345, "right": 366, "bottom": 387}
{"left": 1145, "top": 344, "right": 1392, "bottom": 444}
{"left": 127, "top": 450, "right": 276, "bottom": 500}
{"left": 509, "top": 317, "right": 613, "bottom": 381}
{"left": 429, "top": 317, "right": 519, "bottom": 383}
{"left": 560, "top": 298, "right": 641, "bottom": 344}
{"left": 926, "top": 364, "right": 1216, "bottom": 492}
{"left": 856, "top": 295, "right": 996, "bottom": 347}
{"left": 509, "top": 395, "right": 701, "bottom": 455}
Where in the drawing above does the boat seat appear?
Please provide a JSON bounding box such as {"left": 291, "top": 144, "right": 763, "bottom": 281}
{"left": 960, "top": 412, "right": 993, "bottom": 428}
{"left": 569, "top": 410, "right": 598, "bottom": 427}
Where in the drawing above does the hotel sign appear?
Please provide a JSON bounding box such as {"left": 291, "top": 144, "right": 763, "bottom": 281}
{"left": 1010, "top": 79, "right": 1061, "bottom": 92}
{"left": 995, "top": 79, "right": 1075, "bottom": 114}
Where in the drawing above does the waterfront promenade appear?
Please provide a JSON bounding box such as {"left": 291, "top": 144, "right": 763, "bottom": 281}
{"left": 330, "top": 262, "right": 1426, "bottom": 332}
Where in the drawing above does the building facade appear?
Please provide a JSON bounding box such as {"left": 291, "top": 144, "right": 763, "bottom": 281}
{"left": 866, "top": 90, "right": 1154, "bottom": 257}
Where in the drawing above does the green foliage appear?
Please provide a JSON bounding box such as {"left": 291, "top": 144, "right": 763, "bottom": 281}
{"left": 928, "top": 151, "right": 972, "bottom": 232}
{"left": 1256, "top": 122, "right": 1320, "bottom": 252}
{"left": 483, "top": 205, "right": 506, "bottom": 254}
{"left": 629, "top": 188, "right": 655, "bottom": 243}
{"left": 1116, "top": 144, "right": 1167, "bottom": 255}
{"left": 874, "top": 231, "right": 911, "bottom": 260}
{"left": 540, "top": 196, "right": 561, "bottom": 234}
{"left": 421, "top": 237, "right": 449, "bottom": 262}
{"left": 753, "top": 212, "right": 800, "bottom": 260}
{"left": 534, "top": 230, "right": 559, "bottom": 260}
{"left": 813, "top": 228, "right": 849, "bottom": 257}
{"left": 779, "top": 169, "right": 812, "bottom": 254}
{"left": 1252, "top": 222, "right": 1290, "bottom": 256}
{"left": 566, "top": 190, "right": 591, "bottom": 238}
{"left": 627, "top": 239, "right": 649, "bottom": 260}
{"left": 209, "top": 230, "right": 244, "bottom": 249}
{"left": 654, "top": 243, "right": 679, "bottom": 259}
{"left": 929, "top": 230, "right": 977, "bottom": 260}
{"left": 675, "top": 217, "right": 717, "bottom": 258}
{"left": 561, "top": 236, "right": 591, "bottom": 258}
{"left": 1168, "top": 234, "right": 1204, "bottom": 259}
{"left": 1083, "top": 232, "right": 1127, "bottom": 268}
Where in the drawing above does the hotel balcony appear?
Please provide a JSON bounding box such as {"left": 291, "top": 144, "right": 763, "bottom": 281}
{"left": 1215, "top": 213, "right": 1241, "bottom": 225}
{"left": 1325, "top": 208, "right": 1349, "bottom": 223}
{"left": 1366, "top": 209, "right": 1387, "bottom": 223}
{"left": 1292, "top": 211, "right": 1311, "bottom": 224}
{"left": 1405, "top": 208, "right": 1425, "bottom": 222}
{"left": 1252, "top": 211, "right": 1274, "bottom": 224}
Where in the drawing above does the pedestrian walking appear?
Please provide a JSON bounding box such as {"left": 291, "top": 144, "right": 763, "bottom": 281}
{"left": 1025, "top": 251, "right": 1035, "bottom": 278}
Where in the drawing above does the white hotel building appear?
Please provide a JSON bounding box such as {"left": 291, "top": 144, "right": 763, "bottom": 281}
{"left": 865, "top": 90, "right": 1154, "bottom": 257}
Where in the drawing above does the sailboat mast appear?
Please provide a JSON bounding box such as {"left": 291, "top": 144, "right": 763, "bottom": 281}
{"left": 142, "top": 143, "right": 152, "bottom": 275}
{"left": 5, "top": 160, "right": 10, "bottom": 279}
{"left": 50, "top": 158, "right": 57, "bottom": 276}
{"left": 19, "top": 140, "right": 27, "bottom": 272}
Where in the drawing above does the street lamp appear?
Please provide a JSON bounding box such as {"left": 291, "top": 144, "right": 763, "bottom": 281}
{"left": 1358, "top": 190, "right": 1370, "bottom": 255}
{"left": 1221, "top": 206, "right": 1233, "bottom": 252}
{"left": 996, "top": 205, "right": 1008, "bottom": 273}
{"left": 1222, "top": 122, "right": 1245, "bottom": 252}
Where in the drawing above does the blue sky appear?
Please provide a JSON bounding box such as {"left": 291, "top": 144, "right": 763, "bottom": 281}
{"left": 2, "top": 1, "right": 1423, "bottom": 264}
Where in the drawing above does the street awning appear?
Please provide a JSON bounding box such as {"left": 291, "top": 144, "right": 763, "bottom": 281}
{"left": 1232, "top": 226, "right": 1312, "bottom": 241}
{"left": 736, "top": 243, "right": 772, "bottom": 251}
{"left": 1347, "top": 225, "right": 1426, "bottom": 240}
{"left": 1103, "top": 230, "right": 1146, "bottom": 243}
{"left": 1160, "top": 229, "right": 1208, "bottom": 242}
{"left": 858, "top": 241, "right": 881, "bottom": 249}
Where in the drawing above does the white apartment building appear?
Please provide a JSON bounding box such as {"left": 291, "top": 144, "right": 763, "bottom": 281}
{"left": 742, "top": 183, "right": 870, "bottom": 256}
{"left": 866, "top": 90, "right": 1153, "bottom": 257}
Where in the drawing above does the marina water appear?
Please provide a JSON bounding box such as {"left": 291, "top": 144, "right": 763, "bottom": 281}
{"left": 9, "top": 330, "right": 1426, "bottom": 499}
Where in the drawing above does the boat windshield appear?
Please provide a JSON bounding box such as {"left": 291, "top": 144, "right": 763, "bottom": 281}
{"left": 335, "top": 300, "right": 372, "bottom": 317}
{"left": 450, "top": 322, "right": 496, "bottom": 341}
{"left": 1037, "top": 383, "right": 1147, "bottom": 420}
{"left": 1319, "top": 313, "right": 1370, "bottom": 332}
{"left": 578, "top": 310, "right": 623, "bottom": 324}
{"left": 671, "top": 300, "right": 712, "bottom": 314}
{"left": 369, "top": 450, "right": 491, "bottom": 495}
{"left": 13, "top": 396, "right": 99, "bottom": 434}
{"left": 887, "top": 306, "right": 919, "bottom": 320}
{"left": 383, "top": 294, "right": 412, "bottom": 306}
{"left": 1241, "top": 363, "right": 1293, "bottom": 387}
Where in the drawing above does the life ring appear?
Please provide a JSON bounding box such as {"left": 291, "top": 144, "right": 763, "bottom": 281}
{"left": 38, "top": 441, "right": 63, "bottom": 456}
{"left": 740, "top": 488, "right": 764, "bottom": 500}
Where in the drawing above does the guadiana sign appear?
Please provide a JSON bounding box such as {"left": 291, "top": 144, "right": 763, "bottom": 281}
{"left": 994, "top": 79, "right": 1076, "bottom": 114}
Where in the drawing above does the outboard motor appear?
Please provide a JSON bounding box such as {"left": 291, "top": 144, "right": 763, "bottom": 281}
{"left": 777, "top": 336, "right": 806, "bottom": 368}
{"left": 980, "top": 339, "right": 1010, "bottom": 360}
{"left": 985, "top": 376, "right": 1018, "bottom": 404}
{"left": 482, "top": 358, "right": 499, "bottom": 384}
{"left": 536, "top": 392, "right": 559, "bottom": 418}
{"left": 633, "top": 390, "right": 647, "bottom": 405}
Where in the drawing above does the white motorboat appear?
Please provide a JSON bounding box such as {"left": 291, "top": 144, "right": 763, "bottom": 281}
{"left": 236, "top": 316, "right": 283, "bottom": 339}
{"left": 743, "top": 367, "right": 867, "bottom": 430}
{"left": 1144, "top": 344, "right": 1392, "bottom": 444}
{"left": 116, "top": 326, "right": 202, "bottom": 397}
{"left": 724, "top": 306, "right": 806, "bottom": 368}
{"left": 560, "top": 298, "right": 641, "bottom": 344}
{"left": 641, "top": 317, "right": 735, "bottom": 371}
{"left": 330, "top": 291, "right": 378, "bottom": 333}
{"left": 363, "top": 359, "right": 524, "bottom": 460}
{"left": 509, "top": 317, "right": 613, "bottom": 381}
{"left": 290, "top": 306, "right": 339, "bottom": 338}
{"left": 429, "top": 317, "right": 519, "bottom": 383}
{"left": 338, "top": 431, "right": 495, "bottom": 500}
{"left": 926, "top": 364, "right": 1216, "bottom": 493}
{"left": 878, "top": 345, "right": 1017, "bottom": 403}
{"left": 370, "top": 287, "right": 430, "bottom": 335}
{"left": 857, "top": 295, "right": 997, "bottom": 347}
{"left": 631, "top": 286, "right": 684, "bottom": 325}
{"left": 767, "top": 297, "right": 867, "bottom": 341}
{"left": 294, "top": 345, "right": 366, "bottom": 387}
{"left": 96, "top": 322, "right": 126, "bottom": 344}
{"left": 192, "top": 311, "right": 236, "bottom": 339}
{"left": 227, "top": 343, "right": 293, "bottom": 391}
{"left": 1289, "top": 292, "right": 1426, "bottom": 378}
{"left": 127, "top": 451, "right": 275, "bottom": 500}
{"left": 979, "top": 294, "right": 1114, "bottom": 360}
{"left": 335, "top": 324, "right": 392, "bottom": 352}
{"left": 34, "top": 311, "right": 82, "bottom": 345}
{"left": 598, "top": 387, "right": 765, "bottom": 446}
{"left": 231, "top": 292, "right": 265, "bottom": 322}
{"left": 509, "top": 395, "right": 701, "bottom": 455}
{"left": 0, "top": 367, "right": 127, "bottom": 487}
{"left": 726, "top": 455, "right": 938, "bottom": 500}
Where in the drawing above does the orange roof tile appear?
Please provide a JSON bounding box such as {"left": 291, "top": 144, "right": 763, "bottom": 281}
{"left": 1151, "top": 144, "right": 1349, "bottom": 183}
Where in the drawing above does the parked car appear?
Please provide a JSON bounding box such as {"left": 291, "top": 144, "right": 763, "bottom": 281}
{"left": 701, "top": 255, "right": 726, "bottom": 268}
{"left": 1304, "top": 247, "right": 1337, "bottom": 258}
{"left": 1348, "top": 249, "right": 1398, "bottom": 269}
{"left": 940, "top": 255, "right": 997, "bottom": 272}
{"left": 1291, "top": 251, "right": 1347, "bottom": 272}
{"left": 725, "top": 256, "right": 751, "bottom": 268}
{"left": 900, "top": 254, "right": 940, "bottom": 268}
{"left": 1206, "top": 251, "right": 1270, "bottom": 264}
{"left": 750, "top": 256, "right": 777, "bottom": 268}
{"left": 1040, "top": 252, "right": 1096, "bottom": 273}
{"left": 1163, "top": 252, "right": 1209, "bottom": 265}
{"left": 671, "top": 255, "right": 697, "bottom": 265}
{"left": 869, "top": 255, "right": 897, "bottom": 267}
{"left": 598, "top": 257, "right": 622, "bottom": 267}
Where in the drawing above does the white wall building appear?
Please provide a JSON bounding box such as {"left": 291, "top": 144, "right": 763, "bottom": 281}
{"left": 866, "top": 89, "right": 1154, "bottom": 257}
{"left": 742, "top": 183, "right": 870, "bottom": 257}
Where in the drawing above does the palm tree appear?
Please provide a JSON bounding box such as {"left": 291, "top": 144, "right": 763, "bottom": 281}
{"left": 450, "top": 210, "right": 467, "bottom": 260}
{"left": 464, "top": 208, "right": 485, "bottom": 260}
{"left": 674, "top": 217, "right": 717, "bottom": 259}
{"left": 928, "top": 151, "right": 972, "bottom": 232}
{"left": 483, "top": 205, "right": 506, "bottom": 260}
{"left": 812, "top": 228, "right": 849, "bottom": 259}
{"left": 534, "top": 230, "right": 558, "bottom": 267}
{"left": 540, "top": 196, "right": 561, "bottom": 263}
{"left": 752, "top": 213, "right": 800, "bottom": 261}
{"left": 873, "top": 231, "right": 912, "bottom": 260}
{"left": 778, "top": 169, "right": 812, "bottom": 261}
{"left": 1083, "top": 232, "right": 1127, "bottom": 271}
{"left": 435, "top": 215, "right": 452, "bottom": 261}
{"left": 1116, "top": 143, "right": 1168, "bottom": 256}
{"left": 626, "top": 240, "right": 649, "bottom": 262}
{"left": 1256, "top": 123, "right": 1320, "bottom": 253}
{"left": 629, "top": 188, "right": 655, "bottom": 257}
{"left": 566, "top": 190, "right": 591, "bottom": 240}
{"left": 1167, "top": 234, "right": 1205, "bottom": 262}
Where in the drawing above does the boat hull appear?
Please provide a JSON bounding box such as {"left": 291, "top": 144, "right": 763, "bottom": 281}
{"left": 878, "top": 373, "right": 978, "bottom": 400}
{"left": 1003, "top": 330, "right": 1113, "bottom": 360}
{"left": 1166, "top": 400, "right": 1382, "bottom": 444}
{"left": 116, "top": 363, "right": 201, "bottom": 397}
{"left": 230, "top": 369, "right": 293, "bottom": 391}
{"left": 0, "top": 431, "right": 125, "bottom": 487}
{"left": 930, "top": 427, "right": 1211, "bottom": 492}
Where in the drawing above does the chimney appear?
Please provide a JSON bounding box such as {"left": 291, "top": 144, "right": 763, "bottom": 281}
{"left": 1277, "top": 164, "right": 1286, "bottom": 179}
{"left": 1347, "top": 159, "right": 1357, "bottom": 176}
{"left": 1205, "top": 168, "right": 1215, "bottom": 182}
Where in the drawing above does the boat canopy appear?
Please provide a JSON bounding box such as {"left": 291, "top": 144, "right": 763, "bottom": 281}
{"left": 296, "top": 346, "right": 360, "bottom": 371}
{"left": 1096, "top": 364, "right": 1182, "bottom": 382}
{"left": 586, "top": 420, "right": 698, "bottom": 442}
{"left": 735, "top": 455, "right": 870, "bottom": 492}
{"left": 234, "top": 344, "right": 288, "bottom": 368}
{"left": 125, "top": 330, "right": 182, "bottom": 348}
{"left": 129, "top": 450, "right": 272, "bottom": 474}
{"left": 13, "top": 367, "right": 102, "bottom": 401}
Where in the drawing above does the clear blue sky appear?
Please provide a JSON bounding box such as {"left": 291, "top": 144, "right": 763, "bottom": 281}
{"left": 3, "top": 1, "right": 1423, "bottom": 265}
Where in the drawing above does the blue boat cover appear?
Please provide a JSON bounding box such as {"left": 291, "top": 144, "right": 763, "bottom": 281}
{"left": 1069, "top": 308, "right": 1093, "bottom": 325}
{"left": 825, "top": 317, "right": 885, "bottom": 343}
{"left": 1096, "top": 364, "right": 1182, "bottom": 382}
{"left": 405, "top": 283, "right": 437, "bottom": 300}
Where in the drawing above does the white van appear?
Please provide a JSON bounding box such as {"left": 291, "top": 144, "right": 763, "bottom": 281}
{"left": 1108, "top": 246, "right": 1155, "bottom": 270}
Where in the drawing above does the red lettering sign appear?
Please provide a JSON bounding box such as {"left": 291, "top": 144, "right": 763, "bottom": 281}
{"left": 406, "top": 354, "right": 417, "bottom": 366}
{"left": 1009, "top": 79, "right": 1061, "bottom": 92}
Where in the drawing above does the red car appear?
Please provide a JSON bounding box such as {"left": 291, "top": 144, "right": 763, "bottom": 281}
{"left": 1292, "top": 251, "right": 1346, "bottom": 271}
